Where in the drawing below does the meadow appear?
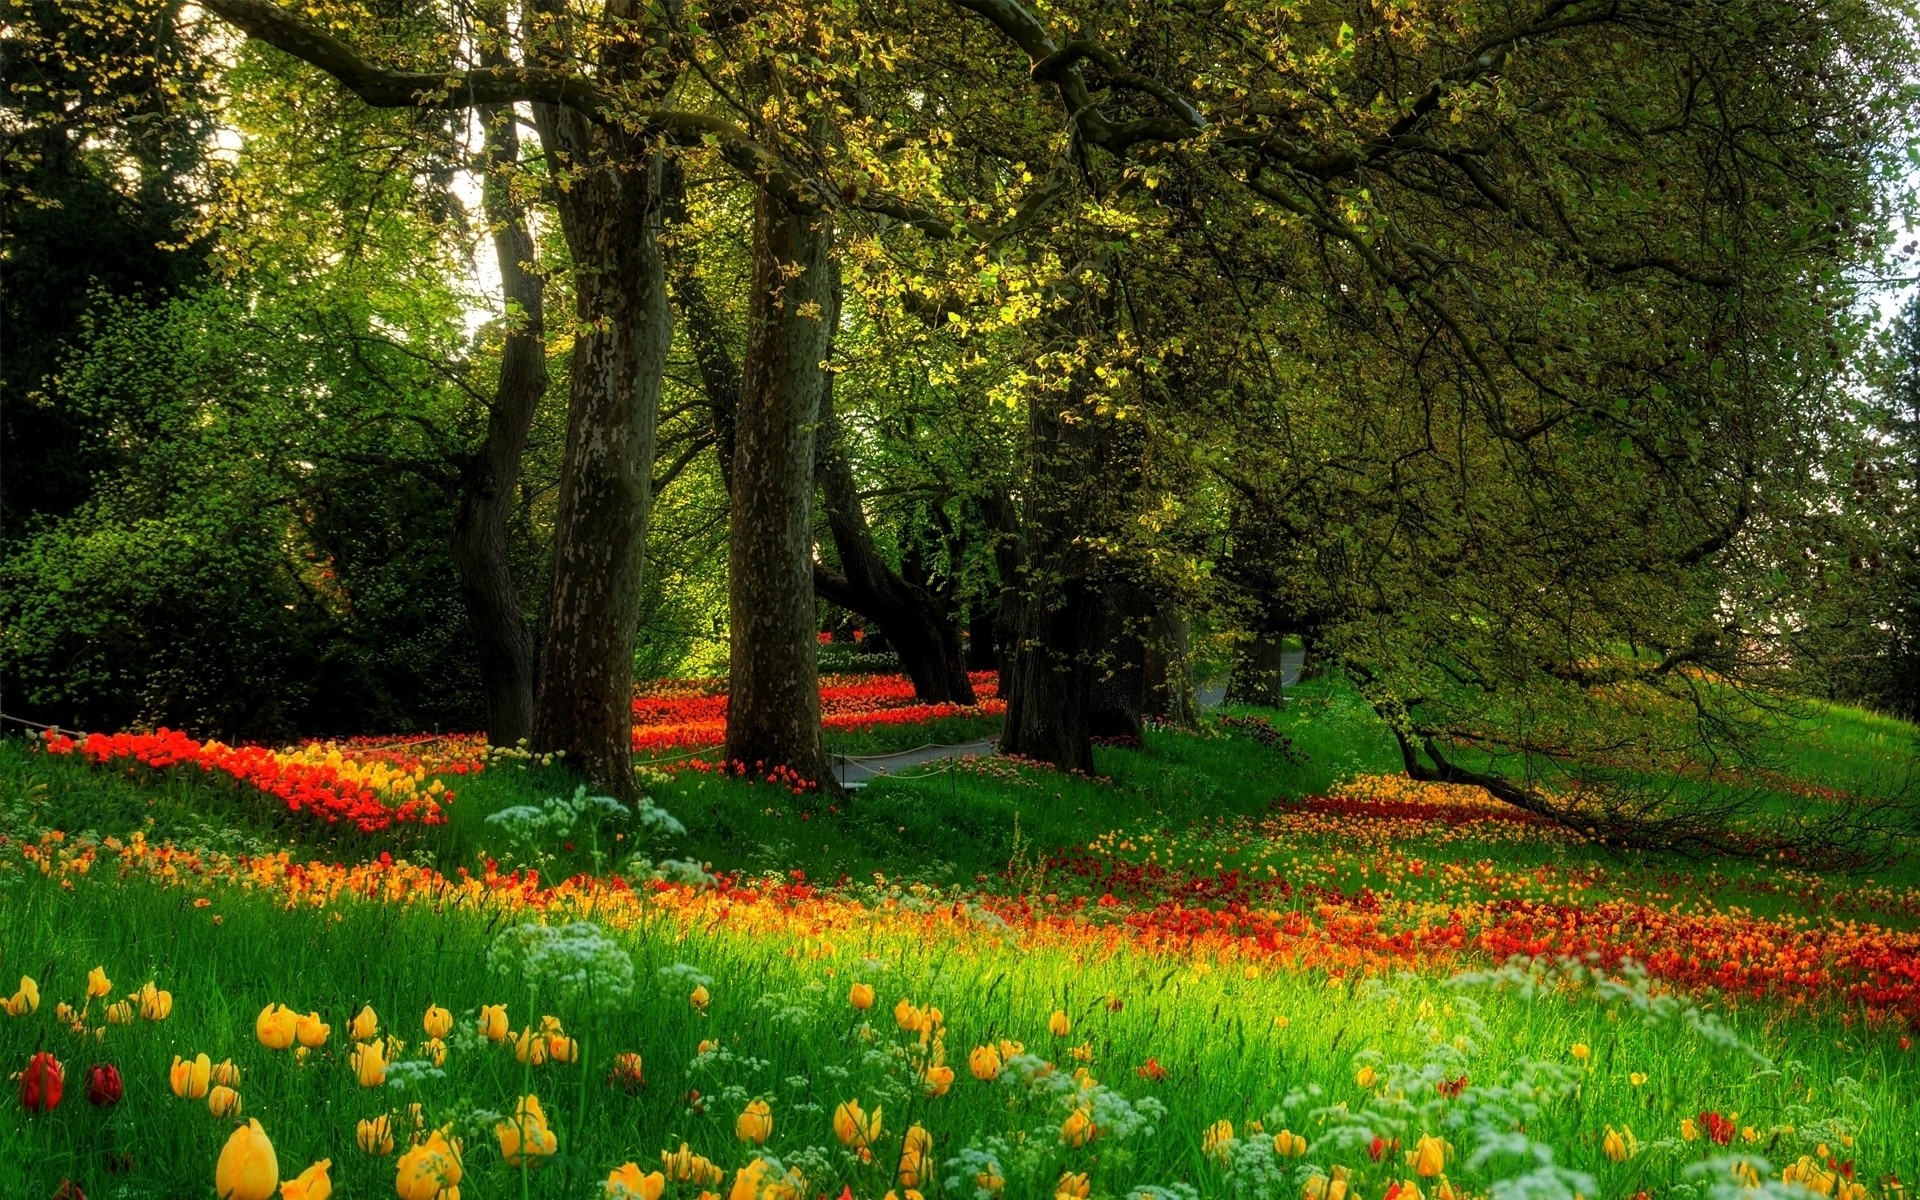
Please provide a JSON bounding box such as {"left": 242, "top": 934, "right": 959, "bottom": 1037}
{"left": 1, "top": 674, "right": 1916, "bottom": 1200}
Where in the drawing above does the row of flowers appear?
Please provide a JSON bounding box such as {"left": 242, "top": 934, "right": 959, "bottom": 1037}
{"left": 629, "top": 672, "right": 1003, "bottom": 754}
{"left": 38, "top": 729, "right": 451, "bottom": 833}
{"left": 13, "top": 814, "right": 1920, "bottom": 1035}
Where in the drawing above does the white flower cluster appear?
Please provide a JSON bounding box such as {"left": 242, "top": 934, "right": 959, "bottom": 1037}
{"left": 487, "top": 920, "right": 636, "bottom": 1008}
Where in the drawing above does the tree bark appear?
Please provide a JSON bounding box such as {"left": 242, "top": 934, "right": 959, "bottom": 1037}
{"left": 1227, "top": 627, "right": 1288, "bottom": 707}
{"left": 814, "top": 346, "right": 977, "bottom": 705}
{"left": 1144, "top": 606, "right": 1197, "bottom": 727}
{"left": 998, "top": 386, "right": 1115, "bottom": 773}
{"left": 449, "top": 102, "right": 544, "bottom": 749}
{"left": 527, "top": 102, "right": 669, "bottom": 797}
{"left": 1088, "top": 582, "right": 1148, "bottom": 742}
{"left": 724, "top": 188, "right": 836, "bottom": 786}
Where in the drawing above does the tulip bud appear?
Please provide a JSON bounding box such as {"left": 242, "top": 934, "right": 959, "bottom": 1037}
{"left": 422, "top": 1005, "right": 452, "bottom": 1039}
{"left": 849, "top": 983, "right": 875, "bottom": 1010}
{"left": 347, "top": 1004, "right": 378, "bottom": 1042}
{"left": 355, "top": 1115, "right": 394, "bottom": 1156}
{"left": 477, "top": 1004, "right": 509, "bottom": 1042}
{"left": 256, "top": 1004, "right": 298, "bottom": 1050}
{"left": 605, "top": 1163, "right": 666, "bottom": 1200}
{"left": 208, "top": 1084, "right": 243, "bottom": 1118}
{"left": 295, "top": 1012, "right": 329, "bottom": 1049}
{"left": 20, "top": 1051, "right": 63, "bottom": 1112}
{"left": 1048, "top": 1010, "right": 1071, "bottom": 1037}
{"left": 85, "top": 967, "right": 112, "bottom": 999}
{"left": 736, "top": 1098, "right": 773, "bottom": 1144}
{"left": 214, "top": 1118, "right": 279, "bottom": 1200}
{"left": 86, "top": 1063, "right": 123, "bottom": 1108}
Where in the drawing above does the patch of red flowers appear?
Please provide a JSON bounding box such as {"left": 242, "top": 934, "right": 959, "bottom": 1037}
{"left": 39, "top": 729, "right": 447, "bottom": 833}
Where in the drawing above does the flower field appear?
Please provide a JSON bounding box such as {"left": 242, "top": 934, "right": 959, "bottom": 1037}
{"left": 1, "top": 680, "right": 1917, "bottom": 1200}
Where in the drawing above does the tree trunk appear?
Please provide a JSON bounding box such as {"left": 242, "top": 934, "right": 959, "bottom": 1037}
{"left": 1227, "top": 628, "right": 1288, "bottom": 707}
{"left": 998, "top": 386, "right": 1114, "bottom": 773}
{"left": 449, "top": 102, "right": 544, "bottom": 749}
{"left": 1088, "top": 583, "right": 1147, "bottom": 742}
{"left": 814, "top": 338, "right": 976, "bottom": 706}
{"left": 724, "top": 188, "right": 836, "bottom": 787}
{"left": 527, "top": 107, "right": 669, "bottom": 797}
{"left": 1144, "top": 606, "right": 1197, "bottom": 727}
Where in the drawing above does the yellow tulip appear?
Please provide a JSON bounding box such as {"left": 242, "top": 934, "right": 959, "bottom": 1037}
{"left": 1570, "top": 1042, "right": 1591, "bottom": 1063}
{"left": 728, "top": 1157, "right": 805, "bottom": 1200}
{"left": 1355, "top": 1065, "right": 1378, "bottom": 1090}
{"left": 478, "top": 1004, "right": 509, "bottom": 1042}
{"left": 969, "top": 1044, "right": 1003, "bottom": 1081}
{"left": 1061, "top": 1107, "right": 1096, "bottom": 1148}
{"left": 357, "top": 1114, "right": 395, "bottom": 1155}
{"left": 514, "top": 1027, "right": 549, "bottom": 1066}
{"left": 690, "top": 984, "right": 710, "bottom": 1011}
{"left": 137, "top": 982, "right": 172, "bottom": 1020}
{"left": 348, "top": 1004, "right": 378, "bottom": 1042}
{"left": 215, "top": 1118, "right": 280, "bottom": 1200}
{"left": 86, "top": 966, "right": 112, "bottom": 999}
{"left": 394, "top": 1128, "right": 462, "bottom": 1200}
{"left": 606, "top": 1163, "right": 667, "bottom": 1200}
{"left": 547, "top": 1033, "right": 579, "bottom": 1063}
{"left": 1602, "top": 1125, "right": 1637, "bottom": 1163}
{"left": 832, "top": 1098, "right": 882, "bottom": 1148}
{"left": 209, "top": 1084, "right": 244, "bottom": 1117}
{"left": 1393, "top": 1181, "right": 1427, "bottom": 1200}
{"left": 1203, "top": 1118, "right": 1234, "bottom": 1160}
{"left": 921, "top": 1063, "right": 955, "bottom": 1096}
{"left": 351, "top": 1040, "right": 388, "bottom": 1087}
{"left": 1275, "top": 1130, "right": 1309, "bottom": 1157}
{"left": 976, "top": 1169, "right": 1005, "bottom": 1194}
{"left": 5, "top": 975, "right": 40, "bottom": 1016}
{"left": 1680, "top": 1118, "right": 1699, "bottom": 1141}
{"left": 281, "top": 1159, "right": 333, "bottom": 1200}
{"left": 1304, "top": 1167, "right": 1353, "bottom": 1200}
{"left": 1057, "top": 1173, "right": 1092, "bottom": 1199}
{"left": 1412, "top": 1134, "right": 1451, "bottom": 1177}
{"left": 1049, "top": 1009, "right": 1072, "bottom": 1037}
{"left": 736, "top": 1098, "right": 773, "bottom": 1144}
{"left": 212, "top": 1058, "right": 242, "bottom": 1087}
{"left": 662, "top": 1143, "right": 724, "bottom": 1186}
{"left": 105, "top": 1000, "right": 134, "bottom": 1025}
{"left": 495, "top": 1093, "right": 558, "bottom": 1166}
{"left": 172, "top": 1052, "right": 213, "bottom": 1099}
{"left": 899, "top": 1124, "right": 932, "bottom": 1187}
{"left": 849, "top": 983, "right": 875, "bottom": 1009}
{"left": 423, "top": 1038, "right": 447, "bottom": 1067}
{"left": 1629, "top": 1072, "right": 1648, "bottom": 1087}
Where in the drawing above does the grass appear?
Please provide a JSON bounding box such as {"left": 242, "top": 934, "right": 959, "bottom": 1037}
{"left": 1, "top": 675, "right": 1916, "bottom": 1199}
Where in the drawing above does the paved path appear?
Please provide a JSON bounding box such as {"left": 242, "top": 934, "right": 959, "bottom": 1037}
{"left": 832, "top": 737, "right": 999, "bottom": 789}
{"left": 832, "top": 651, "right": 1304, "bottom": 789}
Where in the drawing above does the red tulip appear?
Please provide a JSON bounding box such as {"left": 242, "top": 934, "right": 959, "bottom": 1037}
{"left": 86, "top": 1063, "right": 122, "bottom": 1107}
{"left": 21, "top": 1051, "right": 63, "bottom": 1112}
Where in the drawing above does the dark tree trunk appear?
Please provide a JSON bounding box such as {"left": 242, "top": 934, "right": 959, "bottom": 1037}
{"left": 1227, "top": 628, "right": 1288, "bottom": 707}
{"left": 1088, "top": 582, "right": 1147, "bottom": 742}
{"left": 1144, "top": 606, "right": 1197, "bottom": 727}
{"left": 449, "top": 102, "right": 544, "bottom": 749}
{"left": 966, "top": 602, "right": 999, "bottom": 671}
{"left": 724, "top": 189, "right": 835, "bottom": 787}
{"left": 527, "top": 105, "right": 669, "bottom": 797}
{"left": 998, "top": 386, "right": 1117, "bottom": 773}
{"left": 815, "top": 353, "right": 976, "bottom": 706}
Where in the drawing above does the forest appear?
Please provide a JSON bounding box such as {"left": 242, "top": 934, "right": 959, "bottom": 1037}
{"left": 3, "top": 0, "right": 1920, "bottom": 1196}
